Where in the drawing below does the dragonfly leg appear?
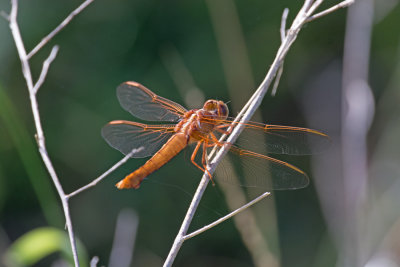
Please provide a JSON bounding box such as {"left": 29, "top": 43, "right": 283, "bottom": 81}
{"left": 201, "top": 140, "right": 214, "bottom": 185}
{"left": 215, "top": 124, "right": 234, "bottom": 135}
{"left": 191, "top": 141, "right": 206, "bottom": 173}
{"left": 209, "top": 132, "right": 229, "bottom": 146}
{"left": 190, "top": 140, "right": 214, "bottom": 182}
{"left": 202, "top": 140, "right": 209, "bottom": 166}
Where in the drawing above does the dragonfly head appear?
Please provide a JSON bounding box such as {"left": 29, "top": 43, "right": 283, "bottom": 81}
{"left": 203, "top": 100, "right": 229, "bottom": 120}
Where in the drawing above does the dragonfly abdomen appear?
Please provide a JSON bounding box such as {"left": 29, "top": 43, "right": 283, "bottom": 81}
{"left": 116, "top": 133, "right": 188, "bottom": 189}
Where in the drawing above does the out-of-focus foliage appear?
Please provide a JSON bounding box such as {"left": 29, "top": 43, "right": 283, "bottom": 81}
{"left": 0, "top": 0, "right": 399, "bottom": 266}
{"left": 3, "top": 227, "right": 88, "bottom": 267}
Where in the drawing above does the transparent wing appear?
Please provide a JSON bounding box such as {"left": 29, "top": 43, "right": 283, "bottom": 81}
{"left": 117, "top": 81, "right": 188, "bottom": 122}
{"left": 215, "top": 146, "right": 309, "bottom": 190}
{"left": 214, "top": 119, "right": 331, "bottom": 155}
{"left": 101, "top": 120, "right": 175, "bottom": 157}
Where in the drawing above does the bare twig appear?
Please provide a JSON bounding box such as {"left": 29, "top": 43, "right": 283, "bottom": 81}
{"left": 271, "top": 65, "right": 284, "bottom": 97}
{"left": 280, "top": 8, "right": 289, "bottom": 41}
{"left": 27, "top": 0, "right": 94, "bottom": 59}
{"left": 33, "top": 45, "right": 59, "bottom": 94}
{"left": 272, "top": 8, "right": 289, "bottom": 96}
{"left": 9, "top": 0, "right": 33, "bottom": 89}
{"left": 67, "top": 147, "right": 143, "bottom": 199}
{"left": 163, "top": 1, "right": 353, "bottom": 266}
{"left": 183, "top": 192, "right": 270, "bottom": 240}
{"left": 7, "top": 0, "right": 96, "bottom": 266}
{"left": 90, "top": 256, "right": 99, "bottom": 267}
{"left": 307, "top": 0, "right": 354, "bottom": 22}
{"left": 8, "top": 0, "right": 80, "bottom": 265}
{"left": 163, "top": 174, "right": 211, "bottom": 267}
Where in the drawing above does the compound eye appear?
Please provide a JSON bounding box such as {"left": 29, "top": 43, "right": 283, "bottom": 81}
{"left": 218, "top": 102, "right": 229, "bottom": 118}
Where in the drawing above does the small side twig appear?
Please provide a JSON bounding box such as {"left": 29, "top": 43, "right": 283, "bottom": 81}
{"left": 67, "top": 147, "right": 143, "bottom": 199}
{"left": 27, "top": 0, "right": 95, "bottom": 59}
{"left": 307, "top": 0, "right": 354, "bottom": 22}
{"left": 183, "top": 192, "right": 270, "bottom": 240}
{"left": 272, "top": 8, "right": 289, "bottom": 96}
{"left": 33, "top": 45, "right": 59, "bottom": 94}
{"left": 280, "top": 8, "right": 289, "bottom": 41}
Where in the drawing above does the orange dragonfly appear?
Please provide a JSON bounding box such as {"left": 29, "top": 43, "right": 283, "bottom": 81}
{"left": 102, "top": 81, "right": 330, "bottom": 190}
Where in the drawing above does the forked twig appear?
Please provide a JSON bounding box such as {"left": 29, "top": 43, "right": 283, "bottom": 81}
{"left": 164, "top": 1, "right": 353, "bottom": 266}
{"left": 5, "top": 0, "right": 95, "bottom": 266}
{"left": 7, "top": 0, "right": 80, "bottom": 264}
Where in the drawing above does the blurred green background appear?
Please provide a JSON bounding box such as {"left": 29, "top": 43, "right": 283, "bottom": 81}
{"left": 1, "top": 0, "right": 400, "bottom": 266}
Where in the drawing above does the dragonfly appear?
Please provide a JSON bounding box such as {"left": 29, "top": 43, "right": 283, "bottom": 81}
{"left": 102, "top": 81, "right": 330, "bottom": 190}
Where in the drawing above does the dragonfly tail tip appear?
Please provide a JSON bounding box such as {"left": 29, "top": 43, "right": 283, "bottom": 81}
{"left": 115, "top": 179, "right": 141, "bottom": 189}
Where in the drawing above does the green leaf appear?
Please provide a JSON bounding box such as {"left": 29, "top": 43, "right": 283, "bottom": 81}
{"left": 3, "top": 227, "right": 88, "bottom": 267}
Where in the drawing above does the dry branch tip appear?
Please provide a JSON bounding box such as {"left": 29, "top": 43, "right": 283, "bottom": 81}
{"left": 33, "top": 45, "right": 59, "bottom": 94}
{"left": 306, "top": 0, "right": 355, "bottom": 23}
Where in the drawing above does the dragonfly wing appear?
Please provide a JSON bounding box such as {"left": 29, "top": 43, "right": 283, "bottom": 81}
{"left": 117, "top": 81, "right": 188, "bottom": 122}
{"left": 262, "top": 124, "right": 330, "bottom": 155}
{"left": 215, "top": 146, "right": 309, "bottom": 190}
{"left": 101, "top": 120, "right": 175, "bottom": 157}
{"left": 216, "top": 120, "right": 330, "bottom": 155}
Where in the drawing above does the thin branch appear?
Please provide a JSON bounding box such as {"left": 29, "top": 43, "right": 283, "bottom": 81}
{"left": 272, "top": 8, "right": 289, "bottom": 96}
{"left": 164, "top": 74, "right": 264, "bottom": 267}
{"left": 163, "top": 1, "right": 354, "bottom": 266}
{"left": 306, "top": 0, "right": 324, "bottom": 17}
{"left": 33, "top": 45, "right": 59, "bottom": 94}
{"left": 195, "top": 3, "right": 277, "bottom": 265}
{"left": 67, "top": 147, "right": 143, "bottom": 199}
{"left": 7, "top": 0, "right": 96, "bottom": 266}
{"left": 9, "top": 0, "right": 33, "bottom": 89}
{"left": 271, "top": 65, "right": 284, "bottom": 97}
{"left": 163, "top": 175, "right": 211, "bottom": 267}
{"left": 280, "top": 8, "right": 289, "bottom": 41}
{"left": 90, "top": 256, "right": 99, "bottom": 267}
{"left": 8, "top": 1, "right": 80, "bottom": 266}
{"left": 27, "top": 0, "right": 95, "bottom": 59}
{"left": 303, "top": 0, "right": 315, "bottom": 11}
{"left": 183, "top": 192, "right": 270, "bottom": 240}
{"left": 307, "top": 0, "right": 355, "bottom": 22}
